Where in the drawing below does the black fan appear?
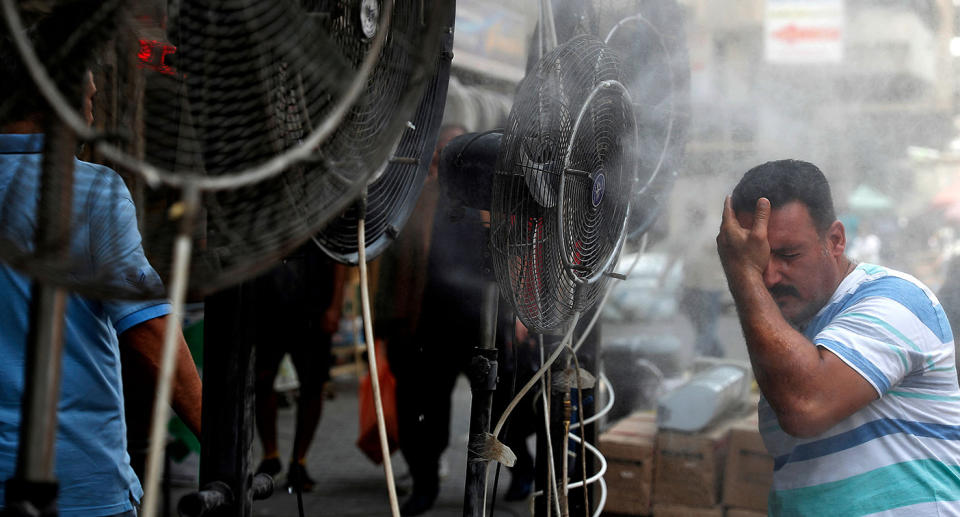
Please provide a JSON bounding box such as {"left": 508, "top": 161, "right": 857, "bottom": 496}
{"left": 490, "top": 35, "right": 638, "bottom": 334}
{"left": 312, "top": 5, "right": 455, "bottom": 264}
{"left": 0, "top": 0, "right": 453, "bottom": 299}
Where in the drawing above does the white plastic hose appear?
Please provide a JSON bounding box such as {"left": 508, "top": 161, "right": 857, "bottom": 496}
{"left": 357, "top": 217, "right": 401, "bottom": 517}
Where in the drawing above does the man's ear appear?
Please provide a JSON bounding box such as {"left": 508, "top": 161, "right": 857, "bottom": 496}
{"left": 827, "top": 220, "right": 846, "bottom": 256}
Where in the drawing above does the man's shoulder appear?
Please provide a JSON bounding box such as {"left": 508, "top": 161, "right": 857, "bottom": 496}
{"left": 73, "top": 158, "right": 127, "bottom": 187}
{"left": 843, "top": 264, "right": 931, "bottom": 300}
{"left": 835, "top": 264, "right": 951, "bottom": 343}
{"left": 69, "top": 159, "right": 136, "bottom": 215}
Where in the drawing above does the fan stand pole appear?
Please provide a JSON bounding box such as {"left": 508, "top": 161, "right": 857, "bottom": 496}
{"left": 6, "top": 118, "right": 77, "bottom": 517}
{"left": 141, "top": 184, "right": 200, "bottom": 517}
{"left": 462, "top": 282, "right": 499, "bottom": 517}
{"left": 538, "top": 0, "right": 559, "bottom": 54}
{"left": 357, "top": 211, "right": 401, "bottom": 517}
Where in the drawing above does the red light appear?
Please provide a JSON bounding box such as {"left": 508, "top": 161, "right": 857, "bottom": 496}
{"left": 137, "top": 39, "right": 178, "bottom": 77}
{"left": 137, "top": 39, "right": 154, "bottom": 62}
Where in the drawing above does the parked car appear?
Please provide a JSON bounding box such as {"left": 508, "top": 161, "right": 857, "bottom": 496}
{"left": 602, "top": 251, "right": 683, "bottom": 323}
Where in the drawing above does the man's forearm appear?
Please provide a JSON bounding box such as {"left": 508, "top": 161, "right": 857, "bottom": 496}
{"left": 729, "top": 269, "right": 829, "bottom": 428}
{"left": 120, "top": 315, "right": 203, "bottom": 436}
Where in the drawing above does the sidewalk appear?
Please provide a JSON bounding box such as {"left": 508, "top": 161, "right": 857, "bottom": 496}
{"left": 172, "top": 374, "right": 531, "bottom": 517}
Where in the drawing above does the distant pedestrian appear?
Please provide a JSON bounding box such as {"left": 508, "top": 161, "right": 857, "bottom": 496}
{"left": 251, "top": 244, "right": 346, "bottom": 492}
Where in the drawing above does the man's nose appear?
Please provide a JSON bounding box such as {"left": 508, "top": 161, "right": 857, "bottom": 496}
{"left": 762, "top": 260, "right": 781, "bottom": 289}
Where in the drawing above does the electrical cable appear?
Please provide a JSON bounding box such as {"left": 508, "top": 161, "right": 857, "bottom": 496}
{"left": 492, "top": 312, "right": 580, "bottom": 441}
{"left": 572, "top": 372, "right": 614, "bottom": 429}
{"left": 529, "top": 363, "right": 618, "bottom": 509}
{"left": 533, "top": 431, "right": 607, "bottom": 496}
{"left": 489, "top": 450, "right": 503, "bottom": 517}
{"left": 486, "top": 234, "right": 643, "bottom": 512}
{"left": 560, "top": 393, "right": 570, "bottom": 517}
{"left": 569, "top": 351, "right": 589, "bottom": 513}
{"left": 539, "top": 335, "right": 562, "bottom": 517}
{"left": 295, "top": 481, "right": 304, "bottom": 517}
{"left": 593, "top": 477, "right": 607, "bottom": 517}
{"left": 357, "top": 216, "right": 401, "bottom": 517}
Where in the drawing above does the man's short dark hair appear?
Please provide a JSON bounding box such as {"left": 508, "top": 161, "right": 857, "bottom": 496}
{"left": 0, "top": 2, "right": 112, "bottom": 124}
{"left": 731, "top": 159, "right": 836, "bottom": 234}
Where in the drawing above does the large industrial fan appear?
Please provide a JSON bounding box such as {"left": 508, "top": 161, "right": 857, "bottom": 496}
{"left": 313, "top": 7, "right": 455, "bottom": 264}
{"left": 0, "top": 0, "right": 451, "bottom": 299}
{"left": 490, "top": 34, "right": 639, "bottom": 335}
{"left": 604, "top": 0, "right": 691, "bottom": 240}
{"left": 439, "top": 4, "right": 688, "bottom": 516}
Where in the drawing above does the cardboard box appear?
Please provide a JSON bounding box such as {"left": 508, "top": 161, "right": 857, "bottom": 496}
{"left": 725, "top": 509, "right": 766, "bottom": 517}
{"left": 651, "top": 503, "right": 724, "bottom": 517}
{"left": 653, "top": 419, "right": 732, "bottom": 506}
{"left": 600, "top": 411, "right": 658, "bottom": 515}
{"left": 721, "top": 412, "right": 773, "bottom": 512}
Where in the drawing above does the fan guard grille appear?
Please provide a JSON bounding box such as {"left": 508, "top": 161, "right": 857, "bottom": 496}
{"left": 312, "top": 9, "right": 455, "bottom": 265}
{"left": 491, "top": 35, "right": 637, "bottom": 334}
{"left": 0, "top": 0, "right": 452, "bottom": 299}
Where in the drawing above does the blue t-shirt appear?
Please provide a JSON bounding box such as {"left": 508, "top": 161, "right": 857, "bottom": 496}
{"left": 0, "top": 134, "right": 170, "bottom": 516}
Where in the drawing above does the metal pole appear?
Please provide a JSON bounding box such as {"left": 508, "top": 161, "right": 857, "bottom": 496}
{"left": 6, "top": 117, "right": 77, "bottom": 516}
{"left": 142, "top": 184, "right": 199, "bottom": 517}
{"left": 462, "top": 282, "right": 499, "bottom": 517}
{"left": 195, "top": 280, "right": 258, "bottom": 517}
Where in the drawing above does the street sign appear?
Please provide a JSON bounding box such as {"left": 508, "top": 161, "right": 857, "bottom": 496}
{"left": 765, "top": 0, "right": 844, "bottom": 64}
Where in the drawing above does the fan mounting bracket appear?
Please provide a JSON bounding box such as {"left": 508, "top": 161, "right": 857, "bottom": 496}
{"left": 360, "top": 0, "right": 380, "bottom": 39}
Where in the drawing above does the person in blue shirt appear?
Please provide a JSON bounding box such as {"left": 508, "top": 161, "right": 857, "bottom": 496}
{"left": 0, "top": 13, "right": 202, "bottom": 517}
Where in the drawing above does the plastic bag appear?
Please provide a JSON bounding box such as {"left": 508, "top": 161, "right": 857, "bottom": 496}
{"left": 357, "top": 340, "right": 399, "bottom": 464}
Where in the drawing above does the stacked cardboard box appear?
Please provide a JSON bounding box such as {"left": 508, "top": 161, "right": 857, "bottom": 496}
{"left": 599, "top": 403, "right": 774, "bottom": 516}
{"left": 722, "top": 412, "right": 773, "bottom": 514}
{"left": 652, "top": 418, "right": 733, "bottom": 508}
{"left": 599, "top": 411, "right": 658, "bottom": 515}
{"left": 725, "top": 509, "right": 766, "bottom": 517}
{"left": 651, "top": 503, "right": 724, "bottom": 516}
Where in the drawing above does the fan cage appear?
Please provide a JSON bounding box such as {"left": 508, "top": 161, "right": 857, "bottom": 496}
{"left": 557, "top": 79, "right": 637, "bottom": 287}
{"left": 603, "top": 8, "right": 691, "bottom": 242}
{"left": 490, "top": 35, "right": 637, "bottom": 334}
{"left": 313, "top": 13, "right": 454, "bottom": 265}
{"left": 0, "top": 0, "right": 453, "bottom": 300}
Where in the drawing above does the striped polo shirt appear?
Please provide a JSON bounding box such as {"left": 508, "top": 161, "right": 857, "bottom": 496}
{"left": 759, "top": 263, "right": 960, "bottom": 516}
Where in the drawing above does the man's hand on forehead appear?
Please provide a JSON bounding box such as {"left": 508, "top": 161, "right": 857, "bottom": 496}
{"left": 716, "top": 196, "right": 772, "bottom": 281}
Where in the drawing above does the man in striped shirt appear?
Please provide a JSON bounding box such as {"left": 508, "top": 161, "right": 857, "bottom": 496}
{"left": 716, "top": 159, "right": 960, "bottom": 516}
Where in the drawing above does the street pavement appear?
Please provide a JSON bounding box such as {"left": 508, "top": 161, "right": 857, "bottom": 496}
{"left": 248, "top": 374, "right": 530, "bottom": 517}
{"left": 169, "top": 372, "right": 531, "bottom": 517}
{"left": 167, "top": 309, "right": 748, "bottom": 517}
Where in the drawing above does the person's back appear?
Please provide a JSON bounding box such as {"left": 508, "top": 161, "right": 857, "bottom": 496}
{"left": 0, "top": 134, "right": 169, "bottom": 515}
